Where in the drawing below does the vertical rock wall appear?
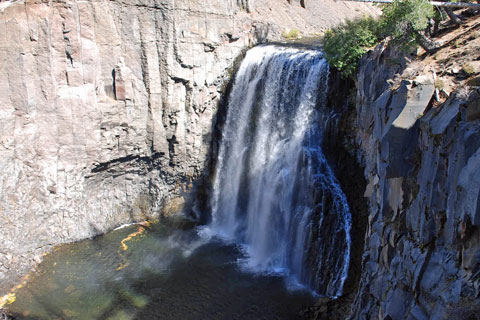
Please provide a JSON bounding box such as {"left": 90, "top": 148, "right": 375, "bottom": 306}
{"left": 0, "top": 0, "right": 264, "bottom": 292}
{"left": 350, "top": 44, "right": 480, "bottom": 319}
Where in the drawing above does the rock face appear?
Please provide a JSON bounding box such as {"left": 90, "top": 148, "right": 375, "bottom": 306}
{"left": 348, "top": 44, "right": 480, "bottom": 319}
{"left": 0, "top": 0, "right": 375, "bottom": 294}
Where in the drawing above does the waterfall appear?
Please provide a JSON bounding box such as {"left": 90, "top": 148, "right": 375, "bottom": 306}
{"left": 207, "top": 45, "right": 352, "bottom": 297}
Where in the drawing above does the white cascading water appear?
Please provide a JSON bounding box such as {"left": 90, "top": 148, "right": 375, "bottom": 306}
{"left": 207, "top": 45, "right": 352, "bottom": 297}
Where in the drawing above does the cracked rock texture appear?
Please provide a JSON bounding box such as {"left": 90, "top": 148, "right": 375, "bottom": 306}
{"left": 0, "top": 0, "right": 375, "bottom": 294}
{"left": 349, "top": 44, "right": 480, "bottom": 319}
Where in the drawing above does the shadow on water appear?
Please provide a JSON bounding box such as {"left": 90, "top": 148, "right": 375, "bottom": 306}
{"left": 133, "top": 242, "right": 314, "bottom": 320}
{"left": 7, "top": 218, "right": 314, "bottom": 320}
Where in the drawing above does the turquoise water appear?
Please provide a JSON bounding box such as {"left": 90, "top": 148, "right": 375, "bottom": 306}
{"left": 7, "top": 217, "right": 314, "bottom": 320}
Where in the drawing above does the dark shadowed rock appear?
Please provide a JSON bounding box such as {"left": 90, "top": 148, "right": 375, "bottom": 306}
{"left": 345, "top": 43, "right": 480, "bottom": 319}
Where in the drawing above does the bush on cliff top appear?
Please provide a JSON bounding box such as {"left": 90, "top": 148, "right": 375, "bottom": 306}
{"left": 323, "top": 0, "right": 435, "bottom": 79}
{"left": 323, "top": 17, "right": 380, "bottom": 79}
{"left": 380, "top": 0, "right": 434, "bottom": 47}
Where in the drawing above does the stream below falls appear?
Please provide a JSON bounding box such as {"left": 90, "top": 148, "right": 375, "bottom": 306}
{"left": 7, "top": 218, "right": 315, "bottom": 320}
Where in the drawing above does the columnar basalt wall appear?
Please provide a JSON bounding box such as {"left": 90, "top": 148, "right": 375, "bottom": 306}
{"left": 350, "top": 45, "right": 480, "bottom": 319}
{"left": 0, "top": 0, "right": 375, "bottom": 294}
{"left": 0, "top": 0, "right": 255, "bottom": 292}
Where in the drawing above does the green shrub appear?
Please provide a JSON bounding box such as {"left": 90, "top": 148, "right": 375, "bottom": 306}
{"left": 322, "top": 0, "right": 435, "bottom": 79}
{"left": 323, "top": 17, "right": 380, "bottom": 79}
{"left": 379, "top": 0, "right": 434, "bottom": 49}
{"left": 282, "top": 29, "right": 300, "bottom": 39}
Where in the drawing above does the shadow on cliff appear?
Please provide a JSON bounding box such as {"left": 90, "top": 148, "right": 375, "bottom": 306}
{"left": 322, "top": 70, "right": 369, "bottom": 299}
{"left": 183, "top": 49, "right": 249, "bottom": 225}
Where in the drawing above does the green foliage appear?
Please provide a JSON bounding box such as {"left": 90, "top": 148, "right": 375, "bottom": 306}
{"left": 322, "top": 0, "right": 435, "bottom": 79}
{"left": 322, "top": 17, "right": 380, "bottom": 78}
{"left": 379, "top": 0, "right": 434, "bottom": 49}
{"left": 282, "top": 29, "right": 300, "bottom": 39}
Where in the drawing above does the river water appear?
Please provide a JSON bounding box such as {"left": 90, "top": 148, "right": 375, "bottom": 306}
{"left": 7, "top": 218, "right": 314, "bottom": 320}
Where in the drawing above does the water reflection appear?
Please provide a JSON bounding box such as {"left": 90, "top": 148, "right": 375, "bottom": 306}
{"left": 7, "top": 217, "right": 314, "bottom": 320}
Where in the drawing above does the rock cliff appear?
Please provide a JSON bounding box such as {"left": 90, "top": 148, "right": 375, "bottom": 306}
{"left": 0, "top": 0, "right": 376, "bottom": 294}
{"left": 347, "top": 44, "right": 480, "bottom": 319}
